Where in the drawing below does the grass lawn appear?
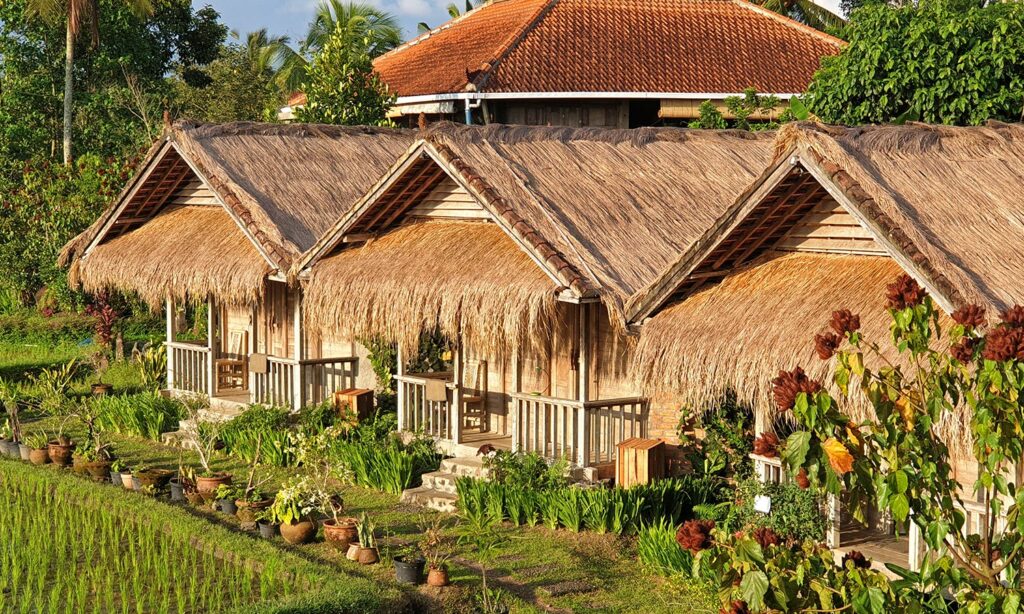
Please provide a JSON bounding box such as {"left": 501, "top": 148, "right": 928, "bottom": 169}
{"left": 2, "top": 339, "right": 717, "bottom": 613}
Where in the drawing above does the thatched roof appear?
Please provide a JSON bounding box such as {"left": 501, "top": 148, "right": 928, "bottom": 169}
{"left": 77, "top": 206, "right": 270, "bottom": 307}
{"left": 303, "top": 219, "right": 557, "bottom": 353}
{"left": 631, "top": 121, "right": 1024, "bottom": 323}
{"left": 302, "top": 123, "right": 775, "bottom": 325}
{"left": 632, "top": 251, "right": 968, "bottom": 450}
{"left": 61, "top": 121, "right": 414, "bottom": 305}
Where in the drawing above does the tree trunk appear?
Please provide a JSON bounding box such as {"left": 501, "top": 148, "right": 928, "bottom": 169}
{"left": 63, "top": 21, "right": 74, "bottom": 166}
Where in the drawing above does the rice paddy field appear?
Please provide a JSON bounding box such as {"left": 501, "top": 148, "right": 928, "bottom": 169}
{"left": 0, "top": 460, "right": 400, "bottom": 614}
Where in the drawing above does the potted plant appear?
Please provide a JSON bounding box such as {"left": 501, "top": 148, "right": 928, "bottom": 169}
{"left": 182, "top": 395, "right": 232, "bottom": 499}
{"left": 120, "top": 463, "right": 137, "bottom": 491}
{"left": 355, "top": 512, "right": 379, "bottom": 565}
{"left": 0, "top": 420, "right": 16, "bottom": 458}
{"left": 136, "top": 466, "right": 174, "bottom": 490}
{"left": 71, "top": 443, "right": 89, "bottom": 476}
{"left": 214, "top": 483, "right": 241, "bottom": 515}
{"left": 48, "top": 432, "right": 74, "bottom": 467}
{"left": 322, "top": 494, "right": 359, "bottom": 550}
{"left": 234, "top": 437, "right": 274, "bottom": 528}
{"left": 422, "top": 516, "right": 454, "bottom": 587}
{"left": 80, "top": 437, "right": 115, "bottom": 482}
{"left": 255, "top": 509, "right": 279, "bottom": 540}
{"left": 85, "top": 295, "right": 117, "bottom": 396}
{"left": 269, "top": 477, "right": 319, "bottom": 545}
{"left": 110, "top": 459, "right": 127, "bottom": 486}
{"left": 26, "top": 432, "right": 50, "bottom": 466}
{"left": 177, "top": 465, "right": 204, "bottom": 505}
{"left": 393, "top": 543, "right": 426, "bottom": 585}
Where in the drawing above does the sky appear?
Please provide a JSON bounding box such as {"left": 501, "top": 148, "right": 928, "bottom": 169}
{"left": 193, "top": 0, "right": 844, "bottom": 50}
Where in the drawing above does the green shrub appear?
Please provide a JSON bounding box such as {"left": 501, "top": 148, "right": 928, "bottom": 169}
{"left": 0, "top": 311, "right": 95, "bottom": 344}
{"left": 93, "top": 392, "right": 184, "bottom": 440}
{"left": 484, "top": 450, "right": 568, "bottom": 489}
{"left": 220, "top": 405, "right": 295, "bottom": 467}
{"left": 455, "top": 475, "right": 726, "bottom": 535}
{"left": 637, "top": 518, "right": 695, "bottom": 576}
{"left": 735, "top": 478, "right": 829, "bottom": 543}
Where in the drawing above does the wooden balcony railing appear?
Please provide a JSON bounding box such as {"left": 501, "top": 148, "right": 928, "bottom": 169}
{"left": 299, "top": 357, "right": 358, "bottom": 406}
{"left": 512, "top": 393, "right": 648, "bottom": 466}
{"left": 167, "top": 341, "right": 210, "bottom": 395}
{"left": 252, "top": 356, "right": 296, "bottom": 408}
{"left": 396, "top": 373, "right": 451, "bottom": 440}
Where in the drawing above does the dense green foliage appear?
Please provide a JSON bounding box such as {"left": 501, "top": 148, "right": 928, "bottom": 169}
{"left": 734, "top": 478, "right": 829, "bottom": 543}
{"left": 809, "top": 0, "right": 1024, "bottom": 125}
{"left": 93, "top": 391, "right": 184, "bottom": 440}
{"left": 456, "top": 472, "right": 725, "bottom": 535}
{"left": 0, "top": 459, "right": 402, "bottom": 613}
{"left": 296, "top": 26, "right": 395, "bottom": 126}
{"left": 678, "top": 390, "right": 754, "bottom": 478}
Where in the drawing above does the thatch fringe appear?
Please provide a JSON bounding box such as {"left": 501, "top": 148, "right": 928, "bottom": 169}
{"left": 632, "top": 252, "right": 967, "bottom": 451}
{"left": 302, "top": 220, "right": 558, "bottom": 354}
{"left": 78, "top": 206, "right": 270, "bottom": 308}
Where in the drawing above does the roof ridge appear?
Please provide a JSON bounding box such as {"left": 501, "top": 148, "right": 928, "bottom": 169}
{"left": 373, "top": 0, "right": 519, "bottom": 64}
{"left": 472, "top": 0, "right": 559, "bottom": 92}
{"left": 727, "top": 0, "right": 845, "bottom": 48}
{"left": 424, "top": 121, "right": 775, "bottom": 146}
{"left": 173, "top": 119, "right": 413, "bottom": 140}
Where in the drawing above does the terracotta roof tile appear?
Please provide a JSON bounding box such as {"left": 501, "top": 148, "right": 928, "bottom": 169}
{"left": 374, "top": 0, "right": 843, "bottom": 97}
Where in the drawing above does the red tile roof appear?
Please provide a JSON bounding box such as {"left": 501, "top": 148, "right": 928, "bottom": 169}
{"left": 374, "top": 0, "right": 844, "bottom": 98}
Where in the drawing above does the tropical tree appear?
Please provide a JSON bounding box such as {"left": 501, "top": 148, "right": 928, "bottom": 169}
{"left": 277, "top": 1, "right": 401, "bottom": 95}
{"left": 418, "top": 0, "right": 477, "bottom": 33}
{"left": 755, "top": 0, "right": 844, "bottom": 32}
{"left": 24, "top": 0, "right": 155, "bottom": 165}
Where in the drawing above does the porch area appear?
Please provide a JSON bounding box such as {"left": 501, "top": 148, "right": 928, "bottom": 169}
{"left": 164, "top": 284, "right": 360, "bottom": 411}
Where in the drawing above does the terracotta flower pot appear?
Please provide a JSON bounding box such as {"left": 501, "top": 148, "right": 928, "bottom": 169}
{"left": 47, "top": 442, "right": 73, "bottom": 467}
{"left": 427, "top": 566, "right": 450, "bottom": 587}
{"left": 84, "top": 460, "right": 113, "bottom": 481}
{"left": 235, "top": 498, "right": 273, "bottom": 526}
{"left": 279, "top": 518, "right": 317, "bottom": 545}
{"left": 322, "top": 518, "right": 359, "bottom": 550}
{"left": 71, "top": 455, "right": 88, "bottom": 476}
{"left": 195, "top": 473, "right": 232, "bottom": 501}
{"left": 357, "top": 547, "right": 380, "bottom": 565}
{"left": 136, "top": 469, "right": 174, "bottom": 489}
{"left": 28, "top": 448, "right": 49, "bottom": 465}
{"left": 346, "top": 542, "right": 361, "bottom": 561}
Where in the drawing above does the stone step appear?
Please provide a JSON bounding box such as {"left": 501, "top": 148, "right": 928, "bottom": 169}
{"left": 399, "top": 485, "right": 458, "bottom": 513}
{"left": 439, "top": 456, "right": 490, "bottom": 478}
{"left": 420, "top": 471, "right": 460, "bottom": 494}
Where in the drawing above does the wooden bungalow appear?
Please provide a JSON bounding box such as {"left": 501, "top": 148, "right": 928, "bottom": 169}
{"left": 626, "top": 121, "right": 1024, "bottom": 571}
{"left": 60, "top": 121, "right": 414, "bottom": 410}
{"left": 294, "top": 122, "right": 773, "bottom": 469}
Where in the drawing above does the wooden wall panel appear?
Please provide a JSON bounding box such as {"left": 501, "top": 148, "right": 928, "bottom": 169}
{"left": 169, "top": 179, "right": 218, "bottom": 207}
{"left": 774, "top": 198, "right": 885, "bottom": 255}
{"left": 408, "top": 177, "right": 490, "bottom": 220}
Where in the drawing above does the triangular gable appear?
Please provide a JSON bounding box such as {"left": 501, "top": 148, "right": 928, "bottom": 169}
{"left": 296, "top": 140, "right": 591, "bottom": 299}
{"left": 626, "top": 149, "right": 960, "bottom": 324}
{"left": 81, "top": 141, "right": 278, "bottom": 272}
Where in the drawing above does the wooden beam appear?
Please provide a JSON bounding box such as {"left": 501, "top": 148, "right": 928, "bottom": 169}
{"left": 165, "top": 296, "right": 175, "bottom": 390}
{"left": 727, "top": 181, "right": 824, "bottom": 267}
{"left": 361, "top": 159, "right": 440, "bottom": 230}
{"left": 378, "top": 165, "right": 446, "bottom": 230}
{"left": 576, "top": 303, "right": 590, "bottom": 467}
{"left": 342, "top": 233, "right": 374, "bottom": 243}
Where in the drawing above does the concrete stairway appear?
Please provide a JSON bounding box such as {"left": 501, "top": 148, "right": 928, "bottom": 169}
{"left": 400, "top": 456, "right": 490, "bottom": 513}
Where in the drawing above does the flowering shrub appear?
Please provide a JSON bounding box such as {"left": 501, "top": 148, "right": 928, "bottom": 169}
{"left": 775, "top": 273, "right": 1024, "bottom": 610}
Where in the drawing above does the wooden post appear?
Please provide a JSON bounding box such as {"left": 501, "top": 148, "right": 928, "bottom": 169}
{"left": 826, "top": 494, "right": 842, "bottom": 549}
{"left": 396, "top": 341, "right": 406, "bottom": 432}
{"left": 907, "top": 514, "right": 922, "bottom": 572}
{"left": 165, "top": 296, "right": 175, "bottom": 391}
{"left": 206, "top": 296, "right": 215, "bottom": 398}
{"left": 292, "top": 291, "right": 303, "bottom": 411}
{"left": 511, "top": 347, "right": 521, "bottom": 452}
{"left": 450, "top": 333, "right": 463, "bottom": 445}
{"left": 248, "top": 305, "right": 257, "bottom": 399}
{"left": 576, "top": 304, "right": 590, "bottom": 467}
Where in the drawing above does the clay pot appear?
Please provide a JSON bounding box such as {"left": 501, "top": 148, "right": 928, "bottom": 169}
{"left": 120, "top": 471, "right": 135, "bottom": 491}
{"left": 357, "top": 547, "right": 380, "bottom": 565}
{"left": 195, "top": 473, "right": 232, "bottom": 501}
{"left": 71, "top": 455, "right": 88, "bottom": 476}
{"left": 235, "top": 498, "right": 273, "bottom": 526}
{"left": 427, "top": 566, "right": 450, "bottom": 587}
{"left": 18, "top": 444, "right": 30, "bottom": 461}
{"left": 84, "top": 460, "right": 113, "bottom": 481}
{"left": 322, "top": 518, "right": 359, "bottom": 550}
{"left": 346, "top": 542, "right": 361, "bottom": 561}
{"left": 28, "top": 448, "right": 49, "bottom": 465}
{"left": 47, "top": 441, "right": 73, "bottom": 467}
{"left": 136, "top": 469, "right": 174, "bottom": 489}
{"left": 279, "top": 518, "right": 317, "bottom": 545}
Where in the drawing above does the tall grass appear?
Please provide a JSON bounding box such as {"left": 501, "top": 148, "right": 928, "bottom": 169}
{"left": 93, "top": 392, "right": 184, "bottom": 440}
{"left": 0, "top": 459, "right": 402, "bottom": 613}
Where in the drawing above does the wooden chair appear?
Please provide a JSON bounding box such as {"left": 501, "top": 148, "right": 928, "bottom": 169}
{"left": 215, "top": 331, "right": 248, "bottom": 394}
{"left": 462, "top": 360, "right": 488, "bottom": 431}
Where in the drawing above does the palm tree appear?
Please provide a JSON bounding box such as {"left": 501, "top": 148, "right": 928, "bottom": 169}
{"left": 25, "top": 0, "right": 154, "bottom": 165}
{"left": 233, "top": 29, "right": 292, "bottom": 77}
{"left": 278, "top": 1, "right": 401, "bottom": 94}
{"left": 755, "top": 0, "right": 844, "bottom": 32}
{"left": 419, "top": 1, "right": 478, "bottom": 33}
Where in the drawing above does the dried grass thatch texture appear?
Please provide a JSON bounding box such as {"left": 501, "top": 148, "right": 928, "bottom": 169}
{"left": 633, "top": 252, "right": 958, "bottom": 427}
{"left": 421, "top": 123, "right": 775, "bottom": 310}
{"left": 778, "top": 121, "right": 1024, "bottom": 312}
{"left": 78, "top": 206, "right": 270, "bottom": 307}
{"left": 303, "top": 220, "right": 557, "bottom": 353}
{"left": 171, "top": 122, "right": 414, "bottom": 266}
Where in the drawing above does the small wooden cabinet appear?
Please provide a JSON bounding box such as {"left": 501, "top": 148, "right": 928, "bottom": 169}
{"left": 334, "top": 388, "right": 374, "bottom": 422}
{"left": 616, "top": 438, "right": 666, "bottom": 488}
